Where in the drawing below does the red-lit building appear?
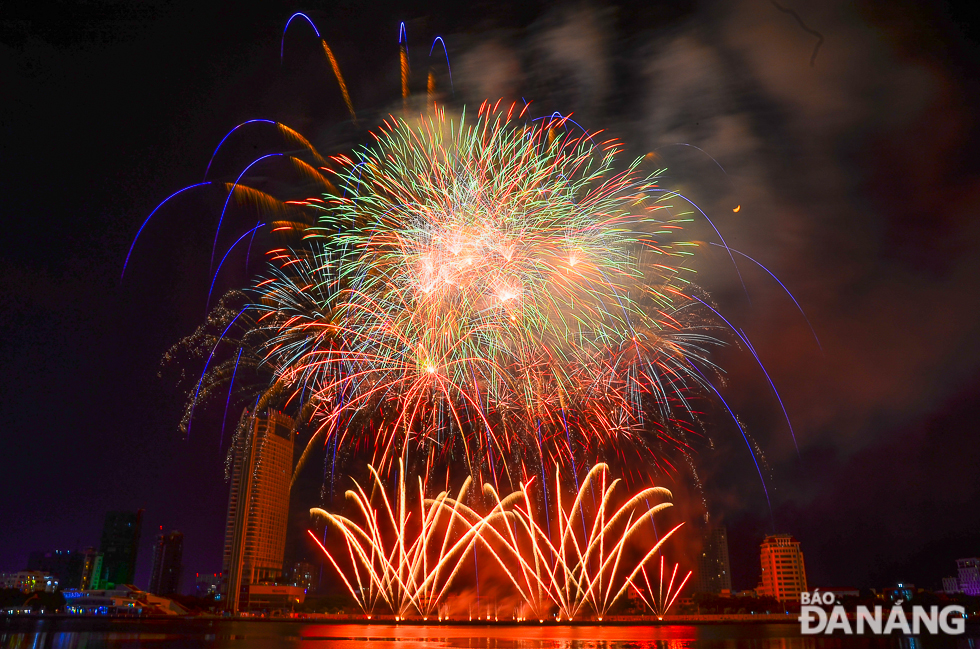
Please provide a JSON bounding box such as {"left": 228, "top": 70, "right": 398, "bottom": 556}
{"left": 756, "top": 534, "right": 808, "bottom": 602}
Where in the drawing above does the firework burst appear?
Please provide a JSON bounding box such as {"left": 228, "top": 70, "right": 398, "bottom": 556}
{"left": 131, "top": 16, "right": 825, "bottom": 619}
{"left": 238, "top": 103, "right": 725, "bottom": 488}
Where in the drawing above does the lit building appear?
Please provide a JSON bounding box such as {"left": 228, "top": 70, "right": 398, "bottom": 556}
{"left": 756, "top": 534, "right": 807, "bottom": 602}
{"left": 28, "top": 548, "right": 101, "bottom": 590}
{"left": 695, "top": 525, "right": 732, "bottom": 593}
{"left": 78, "top": 547, "right": 103, "bottom": 590}
{"left": 223, "top": 410, "right": 295, "bottom": 612}
{"left": 63, "top": 585, "right": 188, "bottom": 616}
{"left": 884, "top": 583, "right": 917, "bottom": 603}
{"left": 86, "top": 552, "right": 105, "bottom": 590}
{"left": 957, "top": 558, "right": 980, "bottom": 596}
{"left": 245, "top": 584, "right": 306, "bottom": 612}
{"left": 148, "top": 529, "right": 184, "bottom": 596}
{"left": 100, "top": 510, "right": 143, "bottom": 587}
{"left": 292, "top": 560, "right": 317, "bottom": 591}
{"left": 0, "top": 571, "right": 59, "bottom": 593}
{"left": 27, "top": 549, "right": 74, "bottom": 586}
{"left": 943, "top": 576, "right": 960, "bottom": 594}
{"left": 195, "top": 572, "right": 222, "bottom": 598}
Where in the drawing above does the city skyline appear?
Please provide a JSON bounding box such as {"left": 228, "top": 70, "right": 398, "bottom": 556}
{"left": 2, "top": 0, "right": 980, "bottom": 601}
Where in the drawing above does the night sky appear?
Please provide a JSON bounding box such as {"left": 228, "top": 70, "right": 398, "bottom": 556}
{"left": 2, "top": 0, "right": 980, "bottom": 595}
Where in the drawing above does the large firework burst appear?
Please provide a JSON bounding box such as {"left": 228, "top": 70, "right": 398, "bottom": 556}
{"left": 225, "top": 103, "right": 724, "bottom": 488}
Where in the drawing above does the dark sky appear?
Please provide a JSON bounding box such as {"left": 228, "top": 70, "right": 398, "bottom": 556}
{"left": 2, "top": 0, "right": 979, "bottom": 595}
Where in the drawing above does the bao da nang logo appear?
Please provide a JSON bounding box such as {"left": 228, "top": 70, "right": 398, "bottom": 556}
{"left": 799, "top": 590, "right": 966, "bottom": 635}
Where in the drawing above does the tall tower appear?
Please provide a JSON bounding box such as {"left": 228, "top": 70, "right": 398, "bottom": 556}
{"left": 223, "top": 410, "right": 295, "bottom": 612}
{"left": 695, "top": 525, "right": 732, "bottom": 593}
{"left": 148, "top": 529, "right": 184, "bottom": 596}
{"left": 78, "top": 547, "right": 102, "bottom": 590}
{"left": 757, "top": 533, "right": 807, "bottom": 602}
{"left": 99, "top": 510, "right": 143, "bottom": 587}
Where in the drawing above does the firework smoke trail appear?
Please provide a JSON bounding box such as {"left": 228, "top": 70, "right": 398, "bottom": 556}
{"left": 429, "top": 37, "right": 454, "bottom": 96}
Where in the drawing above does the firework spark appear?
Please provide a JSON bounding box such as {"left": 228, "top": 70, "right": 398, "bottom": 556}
{"left": 235, "top": 103, "right": 727, "bottom": 489}
{"left": 310, "top": 462, "right": 681, "bottom": 620}
{"left": 134, "top": 23, "right": 818, "bottom": 584}
{"left": 479, "top": 462, "right": 682, "bottom": 621}
{"left": 628, "top": 554, "right": 693, "bottom": 619}
{"left": 309, "top": 460, "right": 492, "bottom": 619}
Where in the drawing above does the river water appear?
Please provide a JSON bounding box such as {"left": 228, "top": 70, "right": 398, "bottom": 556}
{"left": 2, "top": 621, "right": 978, "bottom": 649}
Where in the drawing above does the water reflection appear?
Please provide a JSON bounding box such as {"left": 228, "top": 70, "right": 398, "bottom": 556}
{"left": 1, "top": 622, "right": 976, "bottom": 649}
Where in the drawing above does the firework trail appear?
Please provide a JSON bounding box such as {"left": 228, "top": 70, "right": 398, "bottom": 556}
{"left": 481, "top": 462, "right": 683, "bottom": 620}
{"left": 309, "top": 460, "right": 487, "bottom": 619}
{"left": 310, "top": 462, "right": 680, "bottom": 620}
{"left": 627, "top": 554, "right": 692, "bottom": 619}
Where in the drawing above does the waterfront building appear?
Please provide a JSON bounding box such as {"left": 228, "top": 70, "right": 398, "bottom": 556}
{"left": 77, "top": 547, "right": 102, "bottom": 590}
{"left": 63, "top": 585, "right": 188, "bottom": 616}
{"left": 100, "top": 510, "right": 143, "bottom": 587}
{"left": 756, "top": 533, "right": 807, "bottom": 602}
{"left": 695, "top": 525, "right": 732, "bottom": 593}
{"left": 148, "top": 529, "right": 184, "bottom": 596}
{"left": 244, "top": 584, "right": 306, "bottom": 612}
{"left": 957, "top": 558, "right": 980, "bottom": 596}
{"left": 223, "top": 410, "right": 295, "bottom": 612}
{"left": 0, "top": 571, "right": 59, "bottom": 593}
{"left": 27, "top": 549, "right": 74, "bottom": 585}
{"left": 26, "top": 547, "right": 102, "bottom": 590}
{"left": 883, "top": 583, "right": 917, "bottom": 603}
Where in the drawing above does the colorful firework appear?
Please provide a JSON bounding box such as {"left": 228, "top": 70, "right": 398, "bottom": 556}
{"left": 235, "top": 103, "right": 727, "bottom": 489}
{"left": 308, "top": 460, "right": 486, "bottom": 620}
{"left": 310, "top": 462, "right": 680, "bottom": 620}
{"left": 126, "top": 17, "right": 834, "bottom": 618}
{"left": 480, "top": 462, "right": 683, "bottom": 621}
{"left": 137, "top": 17, "right": 808, "bottom": 501}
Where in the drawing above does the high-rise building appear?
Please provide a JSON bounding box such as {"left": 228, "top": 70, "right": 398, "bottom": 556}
{"left": 756, "top": 534, "right": 807, "bottom": 602}
{"left": 223, "top": 410, "right": 295, "bottom": 611}
{"left": 100, "top": 510, "right": 144, "bottom": 587}
{"left": 695, "top": 525, "right": 732, "bottom": 593}
{"left": 78, "top": 547, "right": 102, "bottom": 590}
{"left": 957, "top": 558, "right": 980, "bottom": 596}
{"left": 292, "top": 560, "right": 317, "bottom": 592}
{"left": 148, "top": 529, "right": 184, "bottom": 596}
